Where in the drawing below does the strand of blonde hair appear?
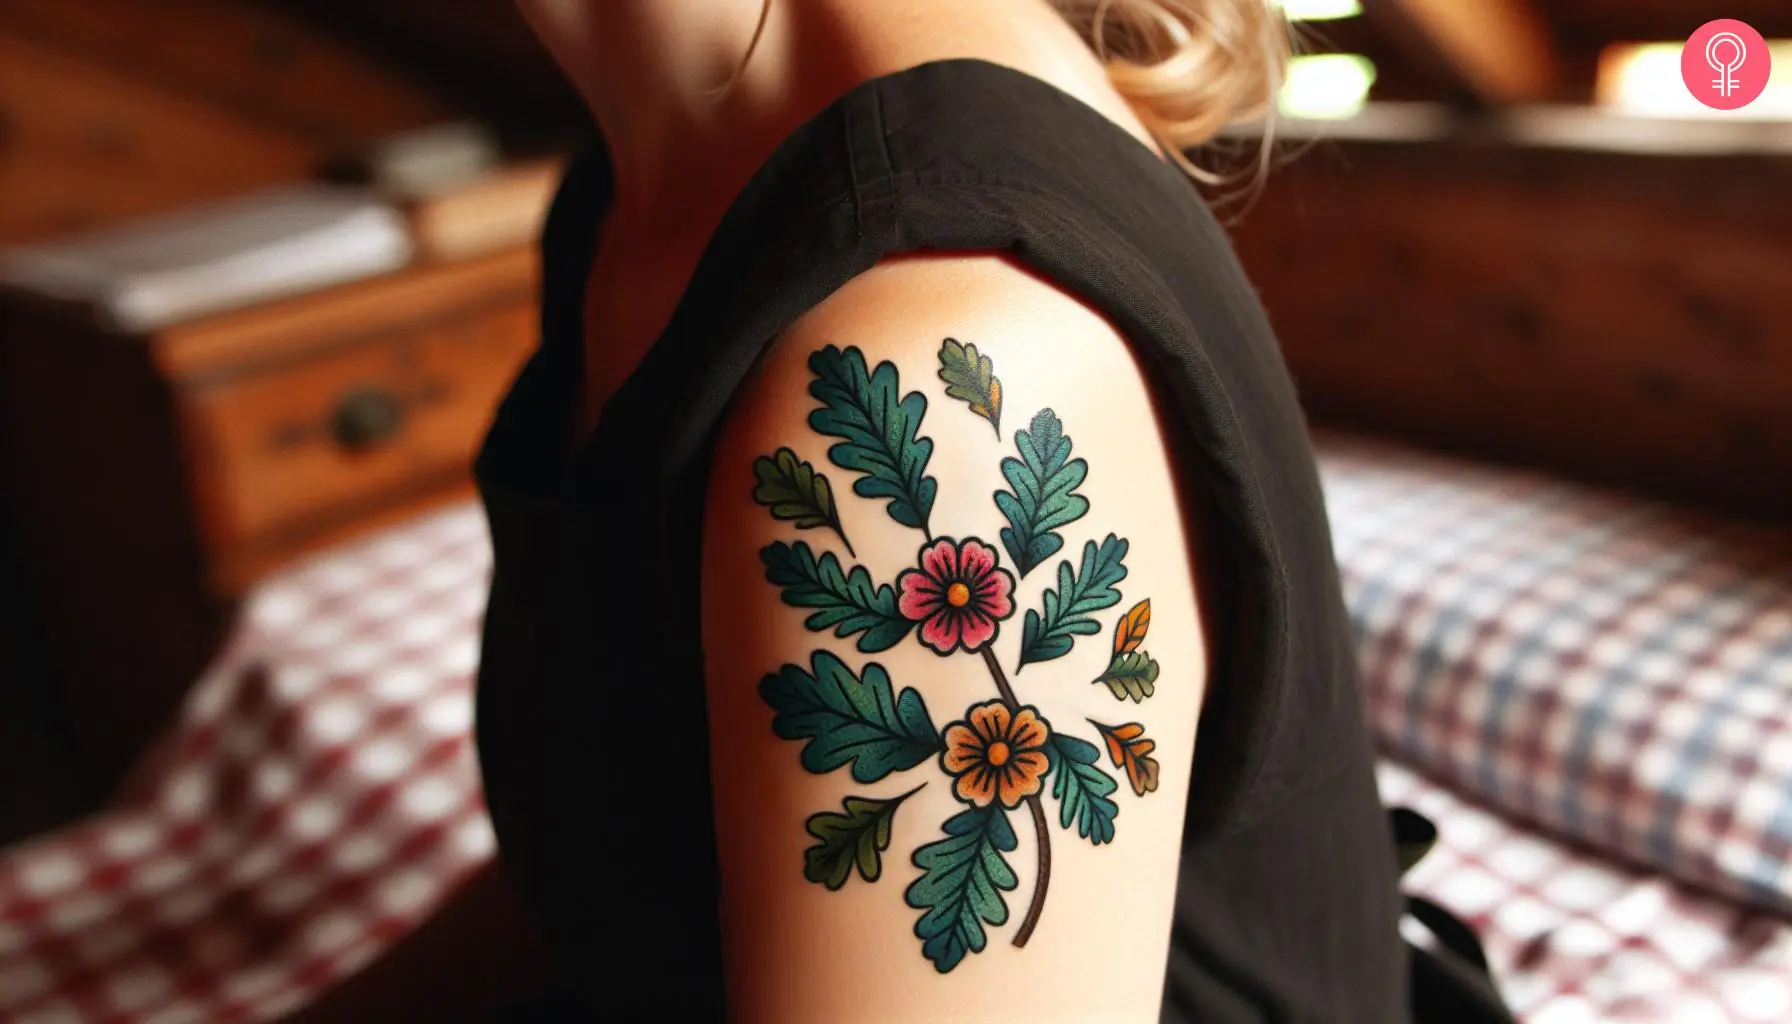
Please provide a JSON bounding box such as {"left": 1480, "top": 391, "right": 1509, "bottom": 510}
{"left": 1051, "top": 0, "right": 1291, "bottom": 203}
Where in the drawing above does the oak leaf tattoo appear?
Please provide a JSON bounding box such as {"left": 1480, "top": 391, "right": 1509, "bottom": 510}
{"left": 749, "top": 344, "right": 1165, "bottom": 974}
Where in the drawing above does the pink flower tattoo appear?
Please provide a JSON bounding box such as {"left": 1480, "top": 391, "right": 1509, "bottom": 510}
{"left": 896, "top": 537, "right": 1016, "bottom": 655}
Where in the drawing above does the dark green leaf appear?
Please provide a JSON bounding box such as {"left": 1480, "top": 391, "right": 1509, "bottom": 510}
{"left": 752, "top": 448, "right": 853, "bottom": 556}
{"left": 803, "top": 787, "right": 923, "bottom": 890}
{"left": 936, "top": 338, "right": 1002, "bottom": 436}
{"left": 759, "top": 651, "right": 941, "bottom": 783}
{"left": 808, "top": 345, "right": 937, "bottom": 534}
{"left": 761, "top": 541, "right": 914, "bottom": 651}
{"left": 995, "top": 408, "right": 1090, "bottom": 577}
{"left": 904, "top": 806, "right": 1018, "bottom": 973}
{"left": 1017, "top": 534, "right": 1130, "bottom": 669}
{"left": 1094, "top": 650, "right": 1160, "bottom": 703}
{"left": 1045, "top": 734, "right": 1119, "bottom": 845}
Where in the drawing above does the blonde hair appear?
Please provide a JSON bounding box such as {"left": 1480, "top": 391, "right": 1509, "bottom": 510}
{"left": 1050, "top": 0, "right": 1290, "bottom": 191}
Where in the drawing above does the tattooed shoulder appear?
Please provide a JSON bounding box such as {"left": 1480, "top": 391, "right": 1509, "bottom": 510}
{"left": 746, "top": 340, "right": 1166, "bottom": 974}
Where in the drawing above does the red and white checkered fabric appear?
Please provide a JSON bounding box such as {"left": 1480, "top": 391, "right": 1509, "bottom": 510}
{"left": 1320, "top": 433, "right": 1792, "bottom": 914}
{"left": 1383, "top": 758, "right": 1792, "bottom": 1023}
{"left": 2, "top": 436, "right": 1788, "bottom": 1022}
{"left": 0, "top": 506, "right": 496, "bottom": 1023}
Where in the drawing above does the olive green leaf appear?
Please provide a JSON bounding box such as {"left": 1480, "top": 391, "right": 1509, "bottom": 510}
{"left": 802, "top": 786, "right": 924, "bottom": 890}
{"left": 753, "top": 447, "right": 853, "bottom": 555}
{"left": 1094, "top": 650, "right": 1160, "bottom": 703}
{"left": 937, "top": 338, "right": 1002, "bottom": 437}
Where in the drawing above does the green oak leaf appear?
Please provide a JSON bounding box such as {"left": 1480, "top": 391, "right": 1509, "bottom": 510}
{"left": 802, "top": 787, "right": 923, "bottom": 890}
{"left": 1094, "top": 650, "right": 1160, "bottom": 703}
{"left": 936, "top": 338, "right": 1002, "bottom": 436}
{"left": 904, "top": 805, "right": 1018, "bottom": 973}
{"left": 761, "top": 540, "right": 914, "bottom": 652}
{"left": 807, "top": 345, "right": 937, "bottom": 534}
{"left": 1045, "top": 734, "right": 1120, "bottom": 845}
{"left": 759, "top": 650, "right": 940, "bottom": 783}
{"left": 995, "top": 408, "right": 1090, "bottom": 577}
{"left": 753, "top": 447, "right": 854, "bottom": 556}
{"left": 1017, "top": 534, "right": 1130, "bottom": 670}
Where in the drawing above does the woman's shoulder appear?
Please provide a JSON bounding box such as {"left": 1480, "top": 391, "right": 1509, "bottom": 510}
{"left": 697, "top": 247, "right": 1218, "bottom": 1018}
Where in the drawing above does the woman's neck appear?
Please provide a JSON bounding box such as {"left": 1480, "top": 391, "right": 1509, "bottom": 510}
{"left": 514, "top": 0, "right": 1149, "bottom": 435}
{"left": 520, "top": 0, "right": 1136, "bottom": 238}
{"left": 519, "top": 0, "right": 845, "bottom": 237}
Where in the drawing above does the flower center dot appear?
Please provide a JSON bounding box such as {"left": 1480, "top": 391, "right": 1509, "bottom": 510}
{"left": 985, "top": 741, "right": 1011, "bottom": 767}
{"left": 946, "top": 582, "right": 971, "bottom": 607}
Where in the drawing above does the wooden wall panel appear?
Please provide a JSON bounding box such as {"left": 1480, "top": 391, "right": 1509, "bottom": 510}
{"left": 0, "top": 0, "right": 462, "bottom": 244}
{"left": 1362, "top": 0, "right": 1561, "bottom": 103}
{"left": 0, "top": 32, "right": 318, "bottom": 242}
{"left": 1231, "top": 141, "right": 1792, "bottom": 521}
{"left": 0, "top": 0, "right": 447, "bottom": 148}
{"left": 268, "top": 0, "right": 586, "bottom": 144}
{"left": 1549, "top": 0, "right": 1792, "bottom": 49}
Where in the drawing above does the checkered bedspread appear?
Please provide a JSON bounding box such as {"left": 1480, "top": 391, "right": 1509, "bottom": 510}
{"left": 1319, "top": 435, "right": 1792, "bottom": 915}
{"left": 0, "top": 510, "right": 496, "bottom": 1023}
{"left": 0, "top": 436, "right": 1787, "bottom": 1022}
{"left": 1382, "top": 760, "right": 1792, "bottom": 1022}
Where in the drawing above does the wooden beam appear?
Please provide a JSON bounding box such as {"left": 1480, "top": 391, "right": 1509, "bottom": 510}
{"left": 1363, "top": 0, "right": 1561, "bottom": 103}
{"left": 1550, "top": 0, "right": 1792, "bottom": 53}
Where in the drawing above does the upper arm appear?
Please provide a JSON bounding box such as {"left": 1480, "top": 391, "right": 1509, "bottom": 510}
{"left": 701, "top": 255, "right": 1210, "bottom": 1023}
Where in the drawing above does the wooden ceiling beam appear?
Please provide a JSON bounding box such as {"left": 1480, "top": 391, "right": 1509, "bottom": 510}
{"left": 1362, "top": 0, "right": 1562, "bottom": 104}
{"left": 1549, "top": 0, "right": 1792, "bottom": 52}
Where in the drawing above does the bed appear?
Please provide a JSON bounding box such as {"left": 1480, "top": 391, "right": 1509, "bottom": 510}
{"left": 1, "top": 434, "right": 1787, "bottom": 1022}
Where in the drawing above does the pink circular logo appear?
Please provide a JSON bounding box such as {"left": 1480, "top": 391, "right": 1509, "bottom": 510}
{"left": 1682, "top": 19, "right": 1770, "bottom": 110}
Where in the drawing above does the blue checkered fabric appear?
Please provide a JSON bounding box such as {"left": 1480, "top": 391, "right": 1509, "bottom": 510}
{"left": 1317, "top": 434, "right": 1792, "bottom": 912}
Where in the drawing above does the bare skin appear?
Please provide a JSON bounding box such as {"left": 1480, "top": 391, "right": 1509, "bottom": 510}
{"left": 514, "top": 0, "right": 1159, "bottom": 435}
{"left": 518, "top": 2, "right": 1211, "bottom": 1020}
{"left": 704, "top": 257, "right": 1210, "bottom": 1022}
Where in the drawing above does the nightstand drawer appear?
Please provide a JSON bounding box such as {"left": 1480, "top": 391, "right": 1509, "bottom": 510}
{"left": 179, "top": 300, "right": 532, "bottom": 563}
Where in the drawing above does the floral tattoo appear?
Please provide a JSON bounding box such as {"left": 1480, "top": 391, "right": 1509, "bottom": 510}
{"left": 751, "top": 341, "right": 1166, "bottom": 973}
{"left": 897, "top": 538, "right": 1015, "bottom": 654}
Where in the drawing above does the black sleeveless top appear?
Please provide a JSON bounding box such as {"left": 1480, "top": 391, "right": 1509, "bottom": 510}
{"left": 475, "top": 59, "right": 1409, "bottom": 1022}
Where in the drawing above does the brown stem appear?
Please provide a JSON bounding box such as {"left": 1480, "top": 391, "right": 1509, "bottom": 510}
{"left": 981, "top": 646, "right": 1020, "bottom": 707}
{"left": 1013, "top": 795, "right": 1051, "bottom": 947}
{"left": 979, "top": 647, "right": 1050, "bottom": 948}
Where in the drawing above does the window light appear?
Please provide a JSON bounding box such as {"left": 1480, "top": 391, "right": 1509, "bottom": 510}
{"left": 1280, "top": 53, "right": 1377, "bottom": 119}
{"left": 1597, "top": 40, "right": 1792, "bottom": 118}
{"left": 1280, "top": 0, "right": 1363, "bottom": 22}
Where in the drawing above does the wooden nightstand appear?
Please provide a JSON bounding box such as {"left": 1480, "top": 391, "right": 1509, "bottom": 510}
{"left": 0, "top": 247, "right": 538, "bottom": 815}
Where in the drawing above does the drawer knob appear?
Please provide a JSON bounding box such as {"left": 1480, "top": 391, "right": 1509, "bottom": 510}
{"left": 332, "top": 387, "right": 405, "bottom": 450}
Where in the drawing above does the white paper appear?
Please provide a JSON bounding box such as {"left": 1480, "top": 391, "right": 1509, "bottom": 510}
{"left": 0, "top": 185, "right": 416, "bottom": 332}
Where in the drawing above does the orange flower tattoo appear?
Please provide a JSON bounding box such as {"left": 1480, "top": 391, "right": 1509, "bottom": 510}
{"left": 940, "top": 700, "right": 1052, "bottom": 808}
